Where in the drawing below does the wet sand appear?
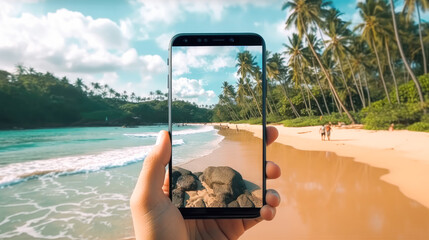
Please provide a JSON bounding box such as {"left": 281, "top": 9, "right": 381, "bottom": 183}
{"left": 186, "top": 126, "right": 429, "bottom": 239}
{"left": 231, "top": 123, "right": 429, "bottom": 210}
{"left": 179, "top": 127, "right": 263, "bottom": 191}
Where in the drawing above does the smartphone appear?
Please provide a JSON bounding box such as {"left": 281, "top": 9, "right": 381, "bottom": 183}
{"left": 168, "top": 33, "right": 266, "bottom": 218}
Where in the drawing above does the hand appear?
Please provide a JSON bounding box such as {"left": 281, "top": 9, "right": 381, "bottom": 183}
{"left": 130, "top": 127, "right": 281, "bottom": 240}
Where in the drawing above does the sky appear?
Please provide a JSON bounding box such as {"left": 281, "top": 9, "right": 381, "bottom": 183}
{"left": 0, "top": 0, "right": 427, "bottom": 105}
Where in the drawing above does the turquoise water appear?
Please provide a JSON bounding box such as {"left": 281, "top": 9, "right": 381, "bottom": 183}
{"left": 0, "top": 125, "right": 222, "bottom": 239}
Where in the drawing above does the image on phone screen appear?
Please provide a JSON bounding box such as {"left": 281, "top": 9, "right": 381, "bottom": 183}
{"left": 168, "top": 34, "right": 265, "bottom": 214}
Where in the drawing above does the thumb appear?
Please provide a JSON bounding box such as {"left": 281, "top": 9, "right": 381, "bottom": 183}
{"left": 131, "top": 130, "right": 171, "bottom": 208}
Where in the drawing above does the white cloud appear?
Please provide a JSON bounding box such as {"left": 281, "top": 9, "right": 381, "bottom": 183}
{"left": 0, "top": 8, "right": 166, "bottom": 88}
{"left": 172, "top": 46, "right": 238, "bottom": 76}
{"left": 155, "top": 32, "right": 175, "bottom": 50}
{"left": 132, "top": 0, "right": 281, "bottom": 27}
{"left": 173, "top": 77, "right": 215, "bottom": 99}
{"left": 207, "top": 56, "right": 235, "bottom": 72}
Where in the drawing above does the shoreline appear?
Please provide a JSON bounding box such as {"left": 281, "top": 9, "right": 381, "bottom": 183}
{"left": 217, "top": 123, "right": 429, "bottom": 209}
{"left": 178, "top": 127, "right": 263, "bottom": 191}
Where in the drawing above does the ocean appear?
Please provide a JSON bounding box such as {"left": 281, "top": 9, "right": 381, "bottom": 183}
{"left": 0, "top": 125, "right": 223, "bottom": 239}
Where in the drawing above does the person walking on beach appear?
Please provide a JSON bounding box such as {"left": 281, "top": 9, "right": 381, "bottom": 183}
{"left": 326, "top": 123, "right": 332, "bottom": 141}
{"left": 319, "top": 125, "right": 326, "bottom": 141}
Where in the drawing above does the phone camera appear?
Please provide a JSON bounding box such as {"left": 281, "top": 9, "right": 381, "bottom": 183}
{"left": 229, "top": 38, "right": 235, "bottom": 43}
{"left": 204, "top": 38, "right": 208, "bottom": 43}
{"left": 197, "top": 38, "right": 202, "bottom": 43}
{"left": 183, "top": 38, "right": 188, "bottom": 43}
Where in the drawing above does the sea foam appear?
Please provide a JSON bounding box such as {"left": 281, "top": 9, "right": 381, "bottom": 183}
{"left": 0, "top": 139, "right": 185, "bottom": 187}
{"left": 124, "top": 125, "right": 215, "bottom": 138}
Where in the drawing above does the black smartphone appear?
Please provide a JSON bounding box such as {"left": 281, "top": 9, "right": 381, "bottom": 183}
{"left": 168, "top": 33, "right": 266, "bottom": 218}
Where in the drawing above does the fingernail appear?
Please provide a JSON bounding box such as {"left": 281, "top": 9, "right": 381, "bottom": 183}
{"left": 155, "top": 131, "right": 163, "bottom": 145}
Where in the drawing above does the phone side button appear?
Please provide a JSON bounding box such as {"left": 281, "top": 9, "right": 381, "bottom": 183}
{"left": 167, "top": 74, "right": 169, "bottom": 89}
{"left": 167, "top": 58, "right": 169, "bottom": 66}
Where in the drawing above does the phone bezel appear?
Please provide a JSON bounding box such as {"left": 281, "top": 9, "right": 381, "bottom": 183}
{"left": 168, "top": 33, "right": 267, "bottom": 219}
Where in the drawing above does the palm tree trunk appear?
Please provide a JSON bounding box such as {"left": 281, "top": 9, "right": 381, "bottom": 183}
{"left": 245, "top": 83, "right": 263, "bottom": 117}
{"left": 346, "top": 57, "right": 366, "bottom": 107}
{"left": 390, "top": 0, "right": 425, "bottom": 106}
{"left": 417, "top": 2, "right": 427, "bottom": 74}
{"left": 337, "top": 57, "right": 356, "bottom": 112}
{"left": 301, "top": 20, "right": 355, "bottom": 123}
{"left": 221, "top": 99, "right": 239, "bottom": 121}
{"left": 356, "top": 67, "right": 366, "bottom": 106}
{"left": 312, "top": 57, "right": 331, "bottom": 114}
{"left": 329, "top": 83, "right": 342, "bottom": 113}
{"left": 362, "top": 67, "right": 371, "bottom": 106}
{"left": 266, "top": 83, "right": 277, "bottom": 115}
{"left": 372, "top": 38, "right": 391, "bottom": 103}
{"left": 298, "top": 83, "right": 310, "bottom": 115}
{"left": 304, "top": 78, "right": 324, "bottom": 116}
{"left": 280, "top": 81, "right": 300, "bottom": 118}
{"left": 299, "top": 59, "right": 324, "bottom": 116}
{"left": 385, "top": 39, "right": 400, "bottom": 104}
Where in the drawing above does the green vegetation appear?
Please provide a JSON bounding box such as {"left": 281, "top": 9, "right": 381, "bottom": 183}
{"left": 0, "top": 68, "right": 212, "bottom": 129}
{"left": 1, "top": 0, "right": 429, "bottom": 131}
{"left": 361, "top": 75, "right": 429, "bottom": 129}
{"left": 213, "top": 0, "right": 428, "bottom": 131}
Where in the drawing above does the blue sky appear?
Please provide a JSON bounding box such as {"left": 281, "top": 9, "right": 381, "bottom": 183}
{"left": 0, "top": 0, "right": 426, "bottom": 105}
{"left": 172, "top": 45, "right": 263, "bottom": 105}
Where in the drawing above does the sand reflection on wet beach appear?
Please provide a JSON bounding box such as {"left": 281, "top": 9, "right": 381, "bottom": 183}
{"left": 228, "top": 130, "right": 429, "bottom": 240}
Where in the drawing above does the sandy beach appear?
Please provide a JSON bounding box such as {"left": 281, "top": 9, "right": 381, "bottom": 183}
{"left": 178, "top": 127, "right": 263, "bottom": 187}
{"left": 228, "top": 123, "right": 429, "bottom": 209}
{"left": 197, "top": 123, "right": 429, "bottom": 239}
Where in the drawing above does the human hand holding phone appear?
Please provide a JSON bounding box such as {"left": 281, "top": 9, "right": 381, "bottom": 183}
{"left": 130, "top": 126, "right": 281, "bottom": 240}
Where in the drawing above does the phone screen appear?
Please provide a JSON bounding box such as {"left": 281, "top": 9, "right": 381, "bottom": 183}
{"left": 168, "top": 34, "right": 265, "bottom": 216}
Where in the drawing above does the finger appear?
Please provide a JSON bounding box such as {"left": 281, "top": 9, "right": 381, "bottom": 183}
{"left": 242, "top": 190, "right": 280, "bottom": 230}
{"left": 266, "top": 189, "right": 280, "bottom": 207}
{"left": 266, "top": 161, "right": 281, "bottom": 179}
{"left": 131, "top": 131, "right": 171, "bottom": 207}
{"left": 260, "top": 205, "right": 276, "bottom": 221}
{"left": 266, "top": 126, "right": 278, "bottom": 146}
{"left": 162, "top": 170, "right": 170, "bottom": 197}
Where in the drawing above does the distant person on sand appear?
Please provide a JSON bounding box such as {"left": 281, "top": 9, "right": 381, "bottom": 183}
{"left": 319, "top": 125, "right": 326, "bottom": 141}
{"left": 130, "top": 127, "right": 281, "bottom": 240}
{"left": 326, "top": 123, "right": 332, "bottom": 141}
{"left": 389, "top": 123, "right": 395, "bottom": 131}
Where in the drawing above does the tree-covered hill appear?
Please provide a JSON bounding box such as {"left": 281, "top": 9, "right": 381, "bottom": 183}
{"left": 0, "top": 68, "right": 212, "bottom": 129}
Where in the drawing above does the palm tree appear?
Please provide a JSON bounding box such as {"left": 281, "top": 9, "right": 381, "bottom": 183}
{"left": 356, "top": 0, "right": 391, "bottom": 104}
{"left": 389, "top": 0, "right": 425, "bottom": 105}
{"left": 91, "top": 82, "right": 102, "bottom": 96}
{"left": 155, "top": 90, "right": 163, "bottom": 100}
{"left": 109, "top": 88, "right": 116, "bottom": 98}
{"left": 115, "top": 92, "right": 121, "bottom": 100}
{"left": 283, "top": 0, "right": 355, "bottom": 123}
{"left": 403, "top": 0, "right": 429, "bottom": 74}
{"left": 378, "top": 5, "right": 401, "bottom": 104}
{"left": 349, "top": 37, "right": 372, "bottom": 106}
{"left": 324, "top": 20, "right": 357, "bottom": 111}
{"left": 15, "top": 64, "right": 27, "bottom": 76}
{"left": 305, "top": 33, "right": 332, "bottom": 114}
{"left": 74, "top": 78, "right": 85, "bottom": 91}
{"left": 267, "top": 52, "right": 300, "bottom": 117}
{"left": 221, "top": 81, "right": 240, "bottom": 120}
{"left": 265, "top": 51, "right": 279, "bottom": 115}
{"left": 28, "top": 67, "right": 36, "bottom": 75}
{"left": 236, "top": 77, "right": 255, "bottom": 119}
{"left": 236, "top": 51, "right": 263, "bottom": 117}
{"left": 122, "top": 90, "right": 128, "bottom": 101}
{"left": 284, "top": 33, "right": 311, "bottom": 115}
